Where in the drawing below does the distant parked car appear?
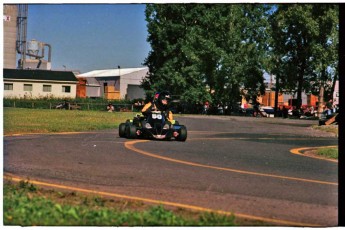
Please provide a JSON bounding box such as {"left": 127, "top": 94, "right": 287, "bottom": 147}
{"left": 261, "top": 106, "right": 274, "bottom": 117}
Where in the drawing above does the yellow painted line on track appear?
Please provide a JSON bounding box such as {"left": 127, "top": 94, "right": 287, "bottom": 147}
{"left": 125, "top": 140, "right": 338, "bottom": 186}
{"left": 3, "top": 173, "right": 320, "bottom": 227}
{"left": 191, "top": 137, "right": 337, "bottom": 163}
{"left": 190, "top": 137, "right": 332, "bottom": 141}
{"left": 290, "top": 146, "right": 338, "bottom": 163}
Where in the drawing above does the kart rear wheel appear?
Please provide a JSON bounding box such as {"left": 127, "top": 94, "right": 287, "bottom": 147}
{"left": 119, "top": 123, "right": 126, "bottom": 137}
{"left": 177, "top": 125, "right": 187, "bottom": 141}
{"left": 126, "top": 125, "right": 137, "bottom": 139}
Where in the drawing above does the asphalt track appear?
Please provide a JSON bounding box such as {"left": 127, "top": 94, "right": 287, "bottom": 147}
{"left": 3, "top": 115, "right": 338, "bottom": 226}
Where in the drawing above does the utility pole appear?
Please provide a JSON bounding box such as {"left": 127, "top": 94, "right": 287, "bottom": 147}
{"left": 274, "top": 75, "right": 279, "bottom": 117}
{"left": 318, "top": 83, "right": 325, "bottom": 118}
{"left": 269, "top": 74, "right": 272, "bottom": 106}
{"left": 16, "top": 4, "right": 28, "bottom": 69}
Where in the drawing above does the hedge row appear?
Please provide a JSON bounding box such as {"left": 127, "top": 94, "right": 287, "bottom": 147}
{"left": 3, "top": 98, "right": 144, "bottom": 112}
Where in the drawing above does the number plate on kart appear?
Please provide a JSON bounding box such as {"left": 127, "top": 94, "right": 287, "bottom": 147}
{"left": 152, "top": 113, "right": 163, "bottom": 119}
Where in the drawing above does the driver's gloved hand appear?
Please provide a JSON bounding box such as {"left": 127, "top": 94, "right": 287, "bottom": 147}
{"left": 142, "top": 110, "right": 152, "bottom": 116}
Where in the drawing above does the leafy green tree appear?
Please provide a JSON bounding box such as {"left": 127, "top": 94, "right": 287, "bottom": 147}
{"left": 309, "top": 4, "right": 338, "bottom": 112}
{"left": 143, "top": 4, "right": 210, "bottom": 104}
{"left": 269, "top": 4, "right": 338, "bottom": 109}
{"left": 235, "top": 4, "right": 271, "bottom": 103}
{"left": 143, "top": 4, "right": 270, "bottom": 109}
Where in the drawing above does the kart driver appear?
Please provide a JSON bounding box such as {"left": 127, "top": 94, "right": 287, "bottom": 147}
{"left": 141, "top": 91, "right": 175, "bottom": 124}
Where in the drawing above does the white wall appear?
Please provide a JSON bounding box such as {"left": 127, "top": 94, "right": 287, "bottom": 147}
{"left": 86, "top": 85, "right": 101, "bottom": 98}
{"left": 119, "top": 68, "right": 148, "bottom": 99}
{"left": 4, "top": 81, "right": 77, "bottom": 98}
{"left": 127, "top": 84, "right": 145, "bottom": 100}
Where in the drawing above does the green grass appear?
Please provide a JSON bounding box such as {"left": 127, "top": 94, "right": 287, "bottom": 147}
{"left": 3, "top": 108, "right": 137, "bottom": 135}
{"left": 312, "top": 124, "right": 338, "bottom": 136}
{"left": 4, "top": 180, "right": 236, "bottom": 226}
{"left": 316, "top": 147, "right": 338, "bottom": 159}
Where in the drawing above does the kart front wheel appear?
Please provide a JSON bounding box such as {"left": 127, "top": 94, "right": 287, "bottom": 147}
{"left": 126, "top": 125, "right": 137, "bottom": 139}
{"left": 177, "top": 125, "right": 187, "bottom": 141}
{"left": 119, "top": 123, "right": 126, "bottom": 137}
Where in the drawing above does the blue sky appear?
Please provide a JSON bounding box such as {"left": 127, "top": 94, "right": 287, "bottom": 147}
{"left": 26, "top": 4, "right": 151, "bottom": 73}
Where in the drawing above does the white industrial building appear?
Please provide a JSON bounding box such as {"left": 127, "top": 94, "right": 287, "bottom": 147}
{"left": 76, "top": 67, "right": 148, "bottom": 100}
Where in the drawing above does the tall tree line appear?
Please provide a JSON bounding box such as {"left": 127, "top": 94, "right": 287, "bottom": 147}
{"left": 269, "top": 4, "right": 338, "bottom": 110}
{"left": 142, "top": 4, "right": 338, "bottom": 110}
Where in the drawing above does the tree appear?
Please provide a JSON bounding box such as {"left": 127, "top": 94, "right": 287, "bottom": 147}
{"left": 235, "top": 4, "right": 271, "bottom": 103}
{"left": 143, "top": 4, "right": 211, "bottom": 104}
{"left": 143, "top": 4, "right": 270, "bottom": 108}
{"left": 309, "top": 5, "right": 338, "bottom": 114}
{"left": 269, "top": 4, "right": 338, "bottom": 109}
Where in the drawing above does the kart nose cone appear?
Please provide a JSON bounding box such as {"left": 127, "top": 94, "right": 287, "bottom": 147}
{"left": 173, "top": 131, "right": 179, "bottom": 137}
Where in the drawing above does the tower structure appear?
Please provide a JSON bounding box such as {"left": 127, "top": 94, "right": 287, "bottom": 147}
{"left": 3, "top": 5, "right": 18, "bottom": 69}
{"left": 4, "top": 4, "right": 52, "bottom": 70}
{"left": 16, "top": 4, "right": 28, "bottom": 69}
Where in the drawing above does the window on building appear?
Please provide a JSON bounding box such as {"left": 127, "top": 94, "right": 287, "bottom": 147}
{"left": 62, "top": 85, "right": 71, "bottom": 93}
{"left": 24, "top": 84, "right": 33, "bottom": 91}
{"left": 43, "top": 85, "right": 52, "bottom": 92}
{"left": 4, "top": 83, "right": 13, "bottom": 91}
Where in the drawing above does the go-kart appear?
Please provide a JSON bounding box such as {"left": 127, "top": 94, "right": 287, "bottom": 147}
{"left": 118, "top": 111, "right": 187, "bottom": 141}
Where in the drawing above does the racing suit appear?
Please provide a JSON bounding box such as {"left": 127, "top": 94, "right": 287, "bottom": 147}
{"left": 141, "top": 101, "right": 174, "bottom": 121}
